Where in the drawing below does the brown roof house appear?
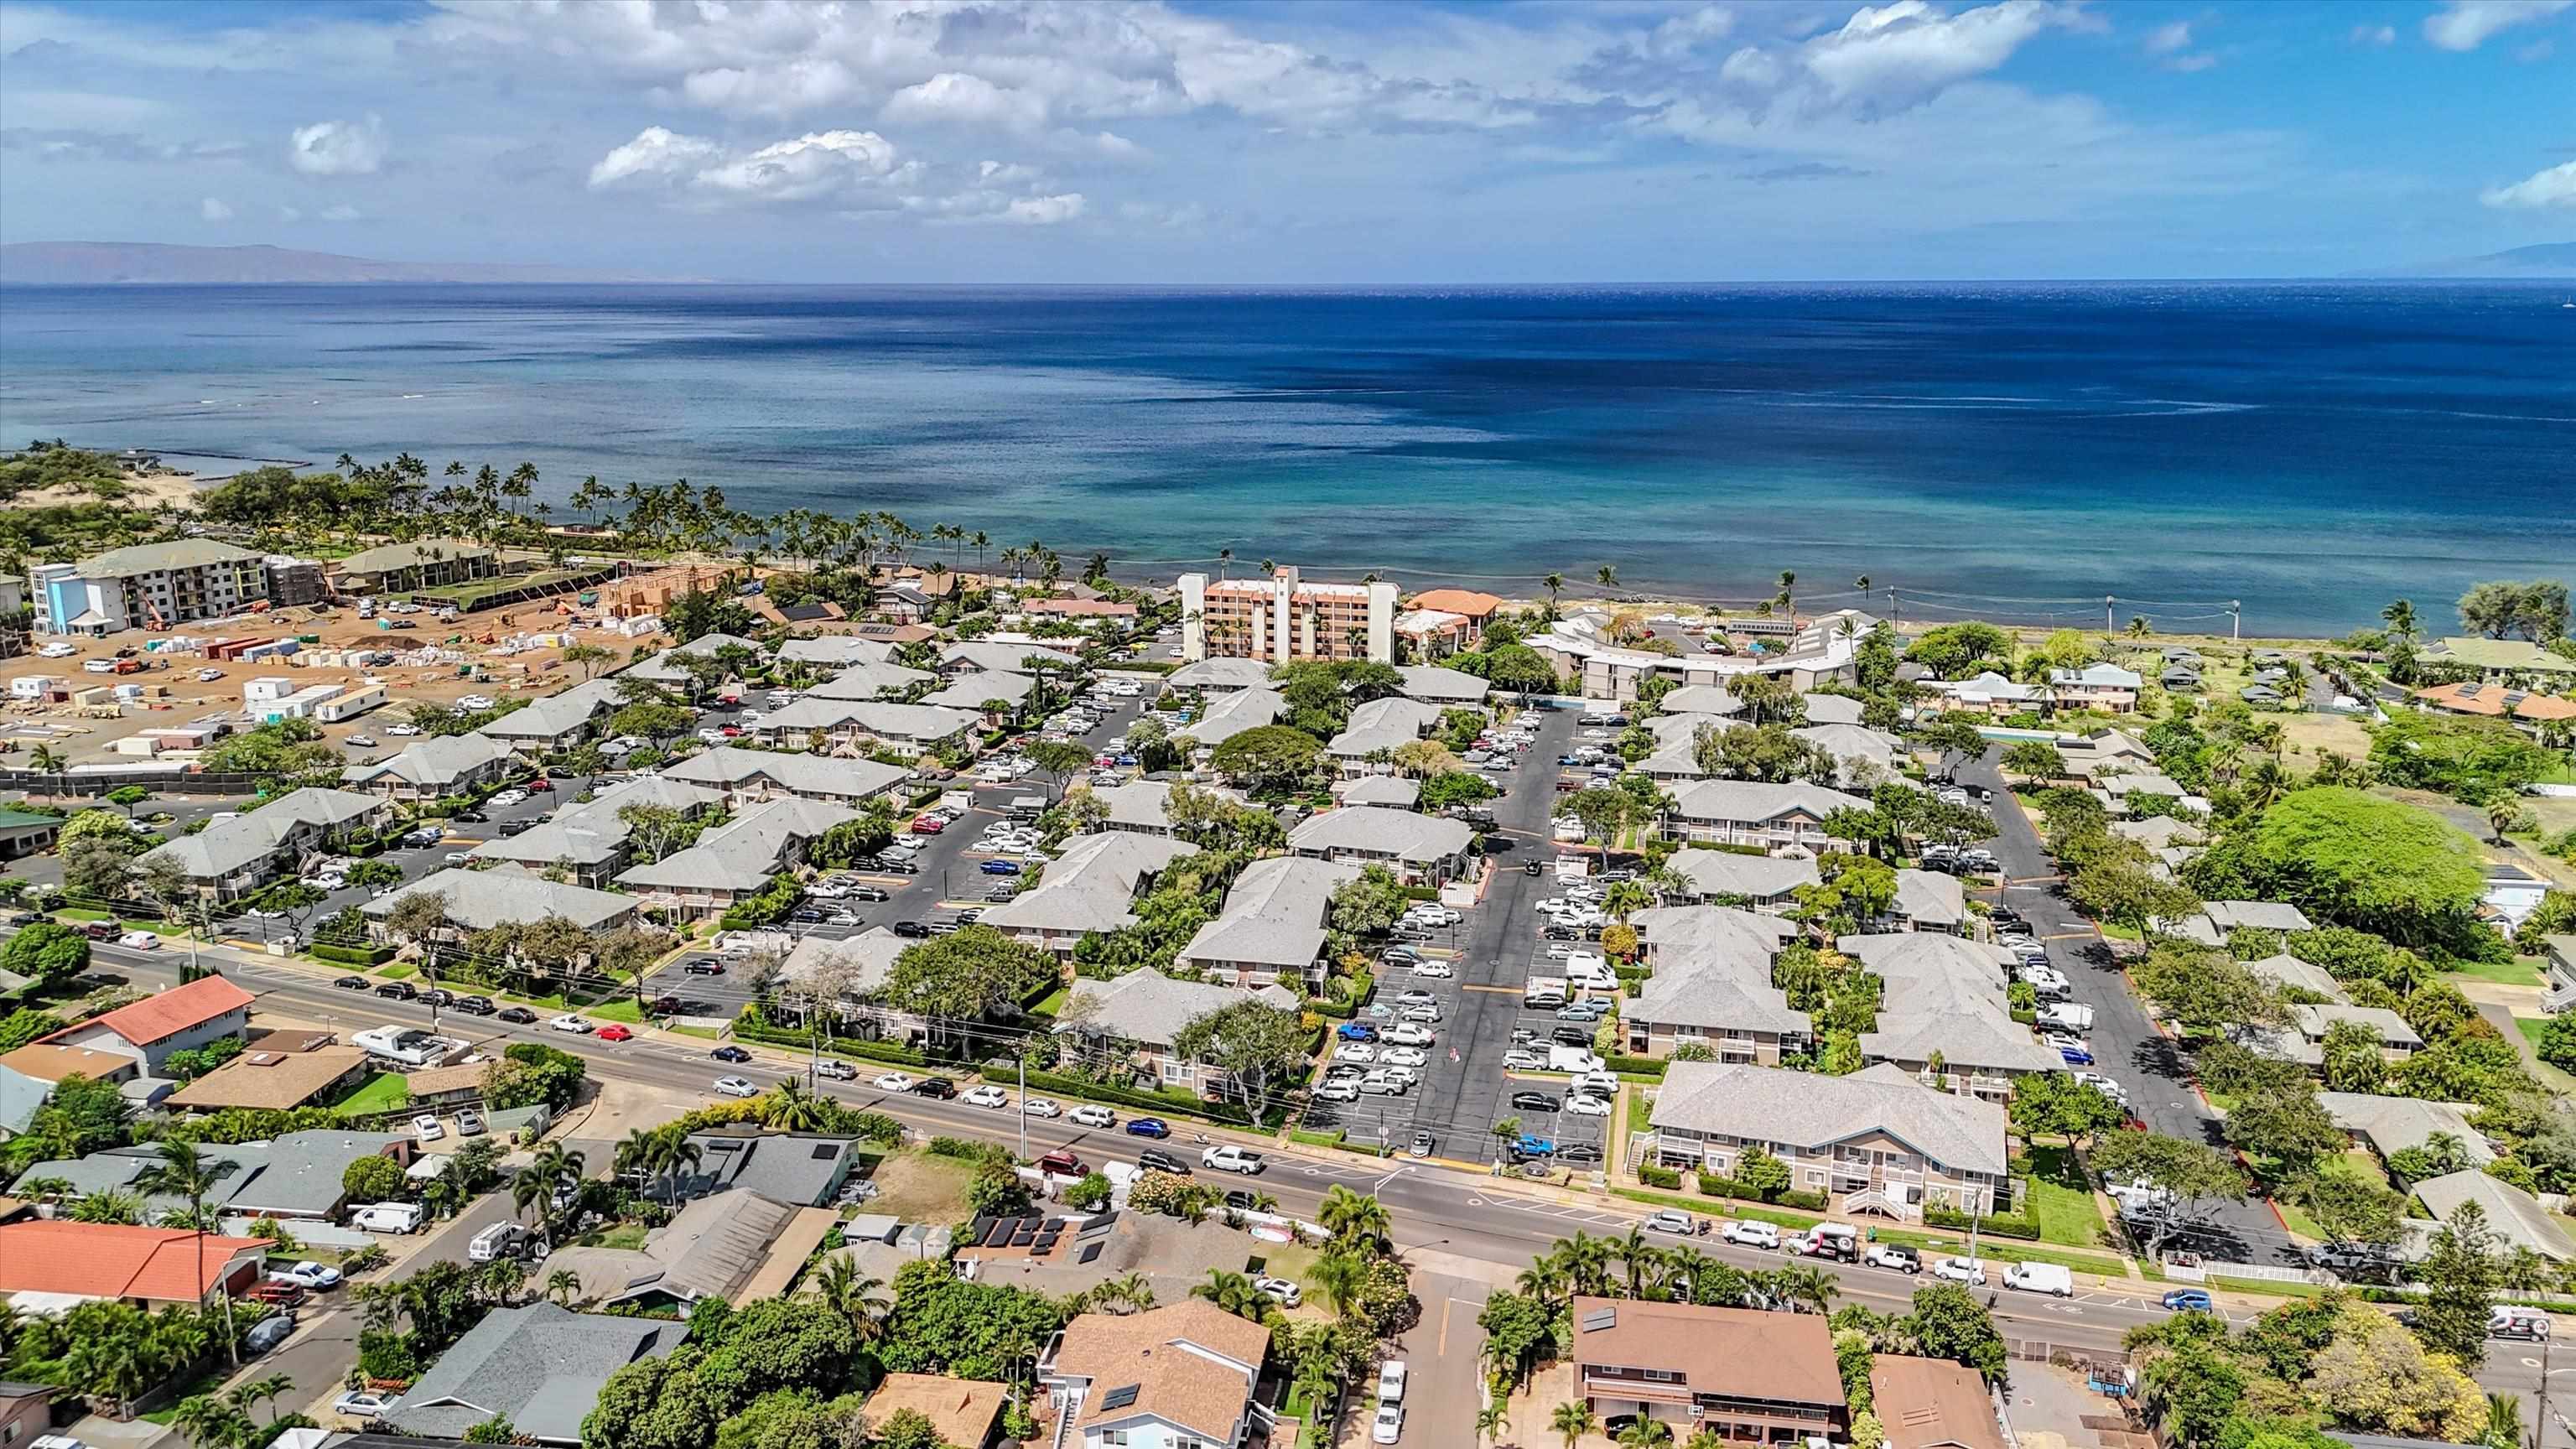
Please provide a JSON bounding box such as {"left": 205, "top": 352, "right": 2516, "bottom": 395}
{"left": 1872, "top": 1357, "right": 2007, "bottom": 1449}
{"left": 1040, "top": 1299, "right": 1272, "bottom": 1449}
{"left": 1569, "top": 1296, "right": 1847, "bottom": 1444}
{"left": 862, "top": 1374, "right": 1006, "bottom": 1449}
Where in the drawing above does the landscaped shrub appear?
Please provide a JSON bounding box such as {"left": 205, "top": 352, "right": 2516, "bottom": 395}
{"left": 1601, "top": 1053, "right": 1666, "bottom": 1078}
{"left": 1924, "top": 1198, "right": 2042, "bottom": 1240}
{"left": 1639, "top": 1165, "right": 1682, "bottom": 1189}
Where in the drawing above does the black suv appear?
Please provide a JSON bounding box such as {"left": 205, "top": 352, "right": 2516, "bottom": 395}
{"left": 847, "top": 886, "right": 891, "bottom": 902}
{"left": 1137, "top": 1149, "right": 1191, "bottom": 1176}
{"left": 451, "top": 995, "right": 496, "bottom": 1015}
{"left": 910, "top": 1078, "right": 958, "bottom": 1099}
{"left": 497, "top": 1006, "right": 538, "bottom": 1025}
{"left": 375, "top": 981, "right": 418, "bottom": 1000}
{"left": 891, "top": 921, "right": 932, "bottom": 938}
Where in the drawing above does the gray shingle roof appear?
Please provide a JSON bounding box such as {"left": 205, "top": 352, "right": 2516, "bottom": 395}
{"left": 363, "top": 865, "right": 636, "bottom": 932}
{"left": 468, "top": 774, "right": 725, "bottom": 869}
{"left": 1327, "top": 697, "right": 1446, "bottom": 757}
{"left": 919, "top": 671, "right": 1035, "bottom": 709}
{"left": 1178, "top": 688, "right": 1285, "bottom": 745}
{"left": 1165, "top": 657, "right": 1274, "bottom": 692}
{"left": 803, "top": 660, "right": 934, "bottom": 699}
{"left": 777, "top": 637, "right": 896, "bottom": 668}
{"left": 1860, "top": 1004, "right": 2064, "bottom": 1077}
{"left": 941, "top": 641, "right": 1079, "bottom": 674}
{"left": 1800, "top": 693, "right": 1866, "bottom": 725}
{"left": 1666, "top": 850, "right": 1818, "bottom": 902}
{"left": 2412, "top": 1171, "right": 2575, "bottom": 1261}
{"left": 675, "top": 1130, "right": 863, "bottom": 1207}
{"left": 1091, "top": 780, "right": 1246, "bottom": 834}
{"left": 1288, "top": 806, "right": 1472, "bottom": 865}
{"left": 981, "top": 833, "right": 1197, "bottom": 937}
{"left": 1626, "top": 960, "right": 1809, "bottom": 1036}
{"left": 778, "top": 927, "right": 908, "bottom": 1000}
{"left": 1891, "top": 869, "right": 1967, "bottom": 927}
{"left": 659, "top": 746, "right": 907, "bottom": 803}
{"left": 341, "top": 733, "right": 517, "bottom": 790}
{"left": 475, "top": 677, "right": 622, "bottom": 741}
{"left": 139, "top": 787, "right": 381, "bottom": 880}
{"left": 1337, "top": 776, "right": 1420, "bottom": 808}
{"left": 1176, "top": 855, "right": 1362, "bottom": 969}
{"left": 1666, "top": 778, "right": 1871, "bottom": 827}
{"left": 1054, "top": 969, "right": 1296, "bottom": 1049}
{"left": 1632, "top": 906, "right": 1795, "bottom": 971}
{"left": 1394, "top": 665, "right": 1488, "bottom": 704}
{"left": 2246, "top": 953, "right": 2345, "bottom": 1001}
{"left": 2319, "top": 1093, "right": 2492, "bottom": 1166}
{"left": 616, "top": 796, "right": 856, "bottom": 892}
{"left": 391, "top": 1304, "right": 685, "bottom": 1443}
{"left": 2205, "top": 901, "right": 2316, "bottom": 933}
{"left": 1650, "top": 1061, "right": 2008, "bottom": 1177}
{"left": 762, "top": 698, "right": 977, "bottom": 743}
{"left": 1658, "top": 685, "right": 1745, "bottom": 716}
{"left": 9, "top": 1130, "right": 408, "bottom": 1219}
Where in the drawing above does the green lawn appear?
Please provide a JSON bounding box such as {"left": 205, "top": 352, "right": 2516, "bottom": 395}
{"left": 331, "top": 1072, "right": 412, "bottom": 1118}
{"left": 375, "top": 962, "right": 418, "bottom": 980}
{"left": 2023, "top": 1146, "right": 2109, "bottom": 1249}
{"left": 577, "top": 1222, "right": 648, "bottom": 1250}
{"left": 2512, "top": 1018, "right": 2576, "bottom": 1094}
{"left": 591, "top": 997, "right": 642, "bottom": 1024}
{"left": 670, "top": 1023, "right": 725, "bottom": 1040}
{"left": 1030, "top": 986, "right": 1069, "bottom": 1017}
{"left": 2098, "top": 919, "right": 2142, "bottom": 942}
{"left": 2447, "top": 956, "right": 2546, "bottom": 989}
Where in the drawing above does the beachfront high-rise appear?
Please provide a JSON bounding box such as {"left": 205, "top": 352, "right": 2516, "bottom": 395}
{"left": 1178, "top": 567, "right": 1398, "bottom": 665}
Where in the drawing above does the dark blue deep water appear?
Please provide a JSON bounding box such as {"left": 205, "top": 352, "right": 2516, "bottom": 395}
{"left": 3, "top": 283, "right": 2568, "bottom": 635}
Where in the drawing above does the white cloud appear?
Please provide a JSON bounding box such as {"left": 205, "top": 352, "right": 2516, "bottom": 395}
{"left": 200, "top": 196, "right": 233, "bottom": 222}
{"left": 1800, "top": 1, "right": 2074, "bottom": 112}
{"left": 588, "top": 126, "right": 901, "bottom": 206}
{"left": 2167, "top": 51, "right": 2219, "bottom": 71}
{"left": 587, "top": 127, "right": 725, "bottom": 188}
{"left": 321, "top": 204, "right": 364, "bottom": 221}
{"left": 277, "top": 204, "right": 301, "bottom": 222}
{"left": 288, "top": 114, "right": 387, "bottom": 174}
{"left": 884, "top": 72, "right": 1051, "bottom": 132}
{"left": 1002, "top": 192, "right": 1087, "bottom": 225}
{"left": 2350, "top": 23, "right": 2398, "bottom": 45}
{"left": 2144, "top": 21, "right": 2194, "bottom": 54}
{"left": 2481, "top": 158, "right": 2576, "bottom": 208}
{"left": 2423, "top": 0, "right": 2572, "bottom": 52}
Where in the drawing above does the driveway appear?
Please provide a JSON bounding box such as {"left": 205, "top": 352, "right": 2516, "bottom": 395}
{"left": 1958, "top": 748, "right": 2299, "bottom": 1266}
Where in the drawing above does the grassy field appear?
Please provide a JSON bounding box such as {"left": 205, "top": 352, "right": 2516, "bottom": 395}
{"left": 330, "top": 1072, "right": 412, "bottom": 1118}
{"left": 2023, "top": 1146, "right": 2109, "bottom": 1249}
{"left": 592, "top": 997, "right": 643, "bottom": 1024}
{"left": 578, "top": 1222, "right": 649, "bottom": 1250}
{"left": 375, "top": 961, "right": 418, "bottom": 980}
{"left": 859, "top": 1150, "right": 977, "bottom": 1223}
{"left": 2446, "top": 956, "right": 2546, "bottom": 989}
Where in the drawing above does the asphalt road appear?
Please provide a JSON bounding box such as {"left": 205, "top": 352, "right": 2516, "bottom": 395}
{"left": 1957, "top": 750, "right": 2302, "bottom": 1267}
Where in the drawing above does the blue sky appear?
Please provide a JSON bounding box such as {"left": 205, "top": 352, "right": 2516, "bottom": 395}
{"left": 2, "top": 0, "right": 2568, "bottom": 281}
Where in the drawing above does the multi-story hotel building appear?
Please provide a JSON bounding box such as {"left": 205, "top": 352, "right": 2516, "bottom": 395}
{"left": 30, "top": 540, "right": 273, "bottom": 636}
{"left": 1177, "top": 566, "right": 1398, "bottom": 664}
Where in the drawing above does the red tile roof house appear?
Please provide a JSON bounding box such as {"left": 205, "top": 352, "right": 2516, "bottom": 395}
{"left": 0, "top": 1220, "right": 273, "bottom": 1310}
{"left": 45, "top": 976, "right": 253, "bottom": 1077}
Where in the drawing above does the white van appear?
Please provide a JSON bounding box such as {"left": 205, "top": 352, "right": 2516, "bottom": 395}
{"left": 2003, "top": 1261, "right": 2075, "bottom": 1297}
{"left": 2037, "top": 1002, "right": 2096, "bottom": 1032}
{"left": 2491, "top": 1306, "right": 2553, "bottom": 1341}
{"left": 1548, "top": 1045, "right": 1603, "bottom": 1074}
{"left": 352, "top": 1202, "right": 424, "bottom": 1234}
{"left": 469, "top": 1222, "right": 532, "bottom": 1262}
{"left": 1565, "top": 954, "right": 1617, "bottom": 989}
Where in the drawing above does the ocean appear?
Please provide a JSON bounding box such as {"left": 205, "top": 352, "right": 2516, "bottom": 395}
{"left": 1, "top": 282, "right": 2568, "bottom": 636}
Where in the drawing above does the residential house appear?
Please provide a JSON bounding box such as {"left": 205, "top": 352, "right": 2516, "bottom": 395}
{"left": 0, "top": 1062, "right": 44, "bottom": 1141}
{"left": 2046, "top": 662, "right": 2144, "bottom": 713}
{"left": 0, "top": 1221, "right": 272, "bottom": 1308}
{"left": 1040, "top": 1300, "right": 1272, "bottom": 1449}
{"left": 1888, "top": 869, "right": 1969, "bottom": 934}
{"left": 2408, "top": 1171, "right": 2576, "bottom": 1262}
{"left": 165, "top": 1042, "right": 372, "bottom": 1114}
{"left": 2162, "top": 663, "right": 2204, "bottom": 692}
{"left": 2418, "top": 637, "right": 2576, "bottom": 682}
{"left": 0, "top": 1383, "right": 60, "bottom": 1449}
{"left": 1337, "top": 776, "right": 1420, "bottom": 808}
{"left": 45, "top": 975, "right": 252, "bottom": 1076}
{"left": 1871, "top": 1358, "right": 2007, "bottom": 1449}
{"left": 1053, "top": 969, "right": 1299, "bottom": 1091}
{"left": 776, "top": 636, "right": 897, "bottom": 672}
{"left": 1662, "top": 849, "right": 1818, "bottom": 910}
{"left": 1178, "top": 567, "right": 1397, "bottom": 663}
{"left": 2244, "top": 953, "right": 2347, "bottom": 1003}
{"left": 615, "top": 795, "right": 856, "bottom": 918}
{"left": 11, "top": 1130, "right": 409, "bottom": 1223}
{"left": 1176, "top": 687, "right": 1287, "bottom": 748}
{"left": 1396, "top": 588, "right": 1504, "bottom": 655}
{"left": 2319, "top": 1093, "right": 2494, "bottom": 1168}
{"left": 2096, "top": 771, "right": 2190, "bottom": 817}
{"left": 1393, "top": 662, "right": 1489, "bottom": 704}
{"left": 2293, "top": 1004, "right": 2423, "bottom": 1062}
{"left": 1286, "top": 806, "right": 1474, "bottom": 886}
{"left": 2484, "top": 863, "right": 2552, "bottom": 932}
{"left": 2412, "top": 682, "right": 2576, "bottom": 736}
{"left": 1089, "top": 779, "right": 1246, "bottom": 837}
{"left": 622, "top": 632, "right": 767, "bottom": 688}
{"left": 1659, "top": 779, "right": 1872, "bottom": 854}
{"left": 861, "top": 1375, "right": 1005, "bottom": 1449}
{"left": 340, "top": 733, "right": 520, "bottom": 800}
{"left": 466, "top": 774, "right": 726, "bottom": 884}
{"left": 1659, "top": 684, "right": 1746, "bottom": 717}
{"left": 1566, "top": 1297, "right": 1846, "bottom": 1446}
{"left": 1023, "top": 595, "right": 1137, "bottom": 624}
{"left": 1622, "top": 958, "right": 1810, "bottom": 1063}
{"left": 1800, "top": 693, "right": 1867, "bottom": 726}
{"left": 540, "top": 1192, "right": 837, "bottom": 1311}
{"left": 756, "top": 699, "right": 977, "bottom": 753}
{"left": 1931, "top": 671, "right": 2049, "bottom": 717}
{"left": 386, "top": 1304, "right": 687, "bottom": 1445}
{"left": 362, "top": 865, "right": 638, "bottom": 936}
{"left": 980, "top": 833, "right": 1199, "bottom": 955}
{"left": 2239, "top": 683, "right": 2285, "bottom": 707}
{"left": 1326, "top": 696, "right": 1449, "bottom": 771}
{"left": 474, "top": 676, "right": 624, "bottom": 754}
{"left": 1791, "top": 722, "right": 1903, "bottom": 787}
{"left": 1645, "top": 1061, "right": 2011, "bottom": 1218}
{"left": 135, "top": 787, "right": 387, "bottom": 900}
{"left": 1173, "top": 855, "right": 1363, "bottom": 987}
{"left": 667, "top": 1130, "right": 866, "bottom": 1206}
{"left": 0, "top": 1041, "right": 139, "bottom": 1091}
{"left": 29, "top": 539, "right": 271, "bottom": 636}
{"left": 2061, "top": 729, "right": 2158, "bottom": 778}
{"left": 326, "top": 539, "right": 497, "bottom": 595}
{"left": 2111, "top": 815, "right": 2204, "bottom": 850}
{"left": 1858, "top": 1002, "right": 2064, "bottom": 1104}
{"left": 941, "top": 640, "right": 1081, "bottom": 675}
{"left": 2162, "top": 900, "right": 2316, "bottom": 946}
{"left": 659, "top": 747, "right": 908, "bottom": 808}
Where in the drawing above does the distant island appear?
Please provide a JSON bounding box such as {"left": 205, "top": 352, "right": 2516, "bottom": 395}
{"left": 2352, "top": 240, "right": 2576, "bottom": 280}
{"left": 0, "top": 241, "right": 705, "bottom": 286}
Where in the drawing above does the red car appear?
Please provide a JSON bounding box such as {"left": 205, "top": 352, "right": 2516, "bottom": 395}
{"left": 719, "top": 725, "right": 745, "bottom": 738}
{"left": 596, "top": 1024, "right": 634, "bottom": 1042}
{"left": 527, "top": 778, "right": 553, "bottom": 792}
{"left": 909, "top": 817, "right": 945, "bottom": 834}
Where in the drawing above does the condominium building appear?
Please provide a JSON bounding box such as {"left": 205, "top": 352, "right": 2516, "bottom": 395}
{"left": 1178, "top": 567, "right": 1397, "bottom": 664}
{"left": 30, "top": 540, "right": 273, "bottom": 636}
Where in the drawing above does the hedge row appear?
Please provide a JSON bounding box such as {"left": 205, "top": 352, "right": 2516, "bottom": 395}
{"left": 1639, "top": 1165, "right": 1683, "bottom": 1189}
{"left": 730, "top": 1018, "right": 931, "bottom": 1068}
{"left": 311, "top": 943, "right": 395, "bottom": 966}
{"left": 1924, "top": 1196, "right": 2044, "bottom": 1241}
{"left": 1601, "top": 1053, "right": 1666, "bottom": 1078}
{"left": 1695, "top": 1172, "right": 1828, "bottom": 1213}
{"left": 982, "top": 1063, "right": 1287, "bottom": 1130}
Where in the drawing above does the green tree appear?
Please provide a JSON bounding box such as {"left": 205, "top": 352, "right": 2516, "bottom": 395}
{"left": 2068, "top": 838, "right": 2202, "bottom": 943}
{"left": 343, "top": 1153, "right": 408, "bottom": 1202}
{"left": 1904, "top": 1282, "right": 2007, "bottom": 1382}
{"left": 2131, "top": 941, "right": 2286, "bottom": 1036}
{"left": 2414, "top": 1200, "right": 2504, "bottom": 1368}
{"left": 2090, "top": 1131, "right": 2248, "bottom": 1259}
{"left": 2, "top": 920, "right": 91, "bottom": 989}
{"left": 1206, "top": 724, "right": 1325, "bottom": 792}
{"left": 1735, "top": 1145, "right": 1792, "bottom": 1200}
{"left": 881, "top": 926, "right": 1055, "bottom": 1056}
{"left": 1171, "top": 999, "right": 1311, "bottom": 1126}
{"left": 1550, "top": 1400, "right": 1599, "bottom": 1449}
{"left": 2241, "top": 788, "right": 2486, "bottom": 945}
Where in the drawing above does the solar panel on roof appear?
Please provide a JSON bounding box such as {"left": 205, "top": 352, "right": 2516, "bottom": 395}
{"left": 1078, "top": 1242, "right": 1104, "bottom": 1264}
{"left": 1101, "top": 1385, "right": 1140, "bottom": 1411}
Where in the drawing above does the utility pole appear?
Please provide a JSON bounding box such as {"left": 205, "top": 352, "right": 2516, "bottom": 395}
{"left": 2230, "top": 600, "right": 2242, "bottom": 643}
{"left": 2105, "top": 595, "right": 2116, "bottom": 633}
{"left": 1016, "top": 1051, "right": 1030, "bottom": 1161}
{"left": 1887, "top": 584, "right": 1899, "bottom": 628}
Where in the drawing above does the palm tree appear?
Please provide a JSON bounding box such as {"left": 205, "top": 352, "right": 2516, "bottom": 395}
{"left": 1478, "top": 1402, "right": 1513, "bottom": 1446}
{"left": 1217, "top": 548, "right": 1233, "bottom": 581}
{"left": 1772, "top": 1263, "right": 1840, "bottom": 1315}
{"left": 1614, "top": 1223, "right": 1657, "bottom": 1297}
{"left": 1776, "top": 570, "right": 1796, "bottom": 621}
{"left": 544, "top": 1268, "right": 582, "bottom": 1306}
{"left": 1311, "top": 1250, "right": 1368, "bottom": 1321}
{"left": 761, "top": 1078, "right": 829, "bottom": 1132}
{"left": 2127, "top": 615, "right": 2151, "bottom": 638}
{"left": 233, "top": 1372, "right": 293, "bottom": 1424}
{"left": 1555, "top": 1232, "right": 1615, "bottom": 1297}
{"left": 808, "top": 1255, "right": 887, "bottom": 1342}
{"left": 1596, "top": 564, "right": 1618, "bottom": 592}
{"left": 2381, "top": 598, "right": 2418, "bottom": 642}
{"left": 1544, "top": 571, "right": 1565, "bottom": 610}
{"left": 1515, "top": 1257, "right": 1570, "bottom": 1310}
{"left": 134, "top": 1140, "right": 239, "bottom": 1365}
{"left": 2487, "top": 797, "right": 2521, "bottom": 844}
{"left": 1600, "top": 880, "right": 1653, "bottom": 922}
{"left": 2485, "top": 1393, "right": 2521, "bottom": 1449}
{"left": 1318, "top": 1184, "right": 1392, "bottom": 1251}
{"left": 1551, "top": 1400, "right": 1599, "bottom": 1449}
{"left": 1619, "top": 1419, "right": 1675, "bottom": 1449}
{"left": 28, "top": 743, "right": 65, "bottom": 776}
{"left": 170, "top": 1394, "right": 251, "bottom": 1449}
{"left": 1191, "top": 1269, "right": 1271, "bottom": 1322}
{"left": 1685, "top": 1429, "right": 1727, "bottom": 1449}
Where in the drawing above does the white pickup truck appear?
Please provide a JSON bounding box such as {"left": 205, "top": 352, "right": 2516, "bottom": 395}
{"left": 1202, "top": 1145, "right": 1266, "bottom": 1176}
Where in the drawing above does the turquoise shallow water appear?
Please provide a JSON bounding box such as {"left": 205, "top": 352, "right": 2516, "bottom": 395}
{"left": 1, "top": 282, "right": 2568, "bottom": 635}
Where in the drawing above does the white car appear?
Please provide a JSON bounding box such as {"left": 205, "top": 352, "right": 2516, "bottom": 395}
{"left": 1313, "top": 1079, "right": 1360, "bottom": 1103}
{"left": 548, "top": 1014, "right": 593, "bottom": 1034}
{"left": 1380, "top": 1046, "right": 1428, "bottom": 1067}
{"left": 1932, "top": 1256, "right": 1990, "bottom": 1285}
{"left": 269, "top": 1259, "right": 342, "bottom": 1289}
{"left": 1337, "top": 1042, "right": 1378, "bottom": 1064}
{"left": 1565, "top": 1093, "right": 1612, "bottom": 1117}
{"left": 1254, "top": 1275, "right": 1302, "bottom": 1307}
{"left": 196, "top": 667, "right": 226, "bottom": 682}
{"left": 490, "top": 791, "right": 527, "bottom": 807}
{"left": 1722, "top": 1220, "right": 1780, "bottom": 1249}
{"left": 412, "top": 1114, "right": 444, "bottom": 1142}
{"left": 714, "top": 1076, "right": 759, "bottom": 1098}
{"left": 697, "top": 727, "right": 726, "bottom": 742}
{"left": 458, "top": 695, "right": 495, "bottom": 711}
{"left": 1071, "top": 1104, "right": 1117, "bottom": 1129}
{"left": 961, "top": 1085, "right": 1010, "bottom": 1109}
{"left": 1021, "top": 1097, "right": 1062, "bottom": 1119}
{"left": 116, "top": 931, "right": 160, "bottom": 949}
{"left": 386, "top": 723, "right": 420, "bottom": 736}
{"left": 1202, "top": 1145, "right": 1265, "bottom": 1175}
{"left": 872, "top": 1072, "right": 916, "bottom": 1093}
{"left": 1378, "top": 1359, "right": 1408, "bottom": 1403}
{"left": 334, "top": 1390, "right": 399, "bottom": 1419}
{"left": 1405, "top": 906, "right": 1461, "bottom": 928}
{"left": 1407, "top": 960, "right": 1453, "bottom": 979}
{"left": 1383, "top": 1023, "right": 1435, "bottom": 1046}
{"left": 36, "top": 641, "right": 75, "bottom": 658}
{"left": 347, "top": 735, "right": 377, "bottom": 747}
